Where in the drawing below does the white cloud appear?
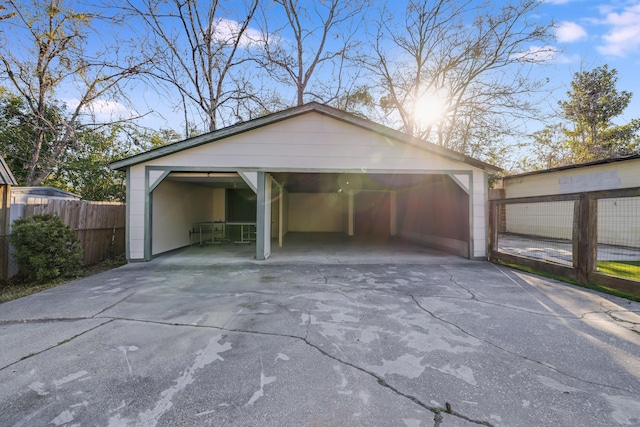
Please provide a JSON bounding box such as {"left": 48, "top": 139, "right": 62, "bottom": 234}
{"left": 64, "top": 98, "right": 134, "bottom": 121}
{"left": 89, "top": 100, "right": 133, "bottom": 119}
{"left": 556, "top": 21, "right": 587, "bottom": 43}
{"left": 210, "top": 18, "right": 263, "bottom": 48}
{"left": 597, "top": 2, "right": 640, "bottom": 57}
{"left": 514, "top": 45, "right": 559, "bottom": 63}
{"left": 544, "top": 0, "right": 576, "bottom": 4}
{"left": 514, "top": 45, "right": 581, "bottom": 65}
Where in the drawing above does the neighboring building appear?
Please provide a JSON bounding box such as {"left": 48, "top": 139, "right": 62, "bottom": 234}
{"left": 9, "top": 187, "right": 81, "bottom": 225}
{"left": 111, "top": 102, "right": 501, "bottom": 262}
{"left": 0, "top": 155, "right": 17, "bottom": 226}
{"left": 500, "top": 155, "right": 640, "bottom": 246}
{"left": 0, "top": 155, "right": 17, "bottom": 280}
{"left": 502, "top": 155, "right": 640, "bottom": 198}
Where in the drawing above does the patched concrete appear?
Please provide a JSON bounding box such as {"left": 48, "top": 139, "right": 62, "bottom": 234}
{"left": 0, "top": 243, "right": 639, "bottom": 427}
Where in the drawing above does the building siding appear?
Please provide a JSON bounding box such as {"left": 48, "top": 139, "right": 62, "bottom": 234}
{"left": 124, "top": 112, "right": 491, "bottom": 260}
{"left": 139, "top": 115, "right": 473, "bottom": 172}
{"left": 502, "top": 158, "right": 640, "bottom": 248}
{"left": 503, "top": 158, "right": 640, "bottom": 198}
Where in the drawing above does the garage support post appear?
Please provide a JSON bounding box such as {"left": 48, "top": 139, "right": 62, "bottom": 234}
{"left": 256, "top": 172, "right": 272, "bottom": 260}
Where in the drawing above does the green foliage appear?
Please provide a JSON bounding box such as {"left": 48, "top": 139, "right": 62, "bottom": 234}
{"left": 45, "top": 126, "right": 129, "bottom": 202}
{"left": 597, "top": 261, "right": 640, "bottom": 282}
{"left": 494, "top": 261, "right": 640, "bottom": 301}
{"left": 0, "top": 90, "right": 124, "bottom": 200}
{"left": 560, "top": 65, "right": 636, "bottom": 162}
{"left": 9, "top": 214, "right": 83, "bottom": 283}
{"left": 335, "top": 85, "right": 375, "bottom": 119}
{"left": 0, "top": 87, "right": 177, "bottom": 201}
{"left": 561, "top": 65, "right": 631, "bottom": 132}
{"left": 0, "top": 88, "right": 67, "bottom": 185}
{"left": 45, "top": 124, "right": 179, "bottom": 202}
{"left": 527, "top": 123, "right": 573, "bottom": 169}
{"left": 525, "top": 65, "right": 640, "bottom": 170}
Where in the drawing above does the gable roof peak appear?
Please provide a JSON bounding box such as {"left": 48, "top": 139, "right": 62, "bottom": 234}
{"left": 110, "top": 102, "right": 500, "bottom": 173}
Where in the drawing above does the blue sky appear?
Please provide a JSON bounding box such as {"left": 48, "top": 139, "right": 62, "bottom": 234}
{"left": 9, "top": 0, "right": 638, "bottom": 144}
{"left": 538, "top": 0, "right": 640, "bottom": 123}
{"left": 127, "top": 0, "right": 640, "bottom": 132}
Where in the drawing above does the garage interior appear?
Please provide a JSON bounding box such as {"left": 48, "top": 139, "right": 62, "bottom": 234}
{"left": 150, "top": 171, "right": 471, "bottom": 259}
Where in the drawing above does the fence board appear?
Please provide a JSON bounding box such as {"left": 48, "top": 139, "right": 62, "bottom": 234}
{"left": 23, "top": 199, "right": 125, "bottom": 266}
{"left": 491, "top": 251, "right": 578, "bottom": 280}
{"left": 588, "top": 272, "right": 640, "bottom": 295}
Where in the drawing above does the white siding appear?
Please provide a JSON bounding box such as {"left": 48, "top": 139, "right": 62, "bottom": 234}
{"left": 503, "top": 198, "right": 640, "bottom": 248}
{"left": 472, "top": 170, "right": 488, "bottom": 258}
{"left": 128, "top": 165, "right": 146, "bottom": 260}
{"left": 261, "top": 175, "right": 272, "bottom": 259}
{"left": 598, "top": 197, "right": 640, "bottom": 247}
{"left": 504, "top": 158, "right": 640, "bottom": 198}
{"left": 140, "top": 114, "right": 471, "bottom": 173}
{"left": 502, "top": 158, "right": 640, "bottom": 248}
{"left": 125, "top": 112, "right": 492, "bottom": 259}
{"left": 505, "top": 201, "right": 574, "bottom": 240}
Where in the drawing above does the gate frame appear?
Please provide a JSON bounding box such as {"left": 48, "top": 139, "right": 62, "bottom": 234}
{"left": 489, "top": 187, "right": 640, "bottom": 295}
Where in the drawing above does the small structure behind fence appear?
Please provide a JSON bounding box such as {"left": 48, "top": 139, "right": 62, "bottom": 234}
{"left": 489, "top": 187, "right": 640, "bottom": 295}
{"left": 0, "top": 155, "right": 17, "bottom": 281}
{"left": 23, "top": 199, "right": 125, "bottom": 267}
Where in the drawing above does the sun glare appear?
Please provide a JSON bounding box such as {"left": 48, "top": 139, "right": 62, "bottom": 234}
{"left": 413, "top": 89, "right": 449, "bottom": 126}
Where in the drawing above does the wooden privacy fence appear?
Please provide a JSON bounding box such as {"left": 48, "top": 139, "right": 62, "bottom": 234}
{"left": 489, "top": 187, "right": 640, "bottom": 295}
{"left": 24, "top": 199, "right": 126, "bottom": 266}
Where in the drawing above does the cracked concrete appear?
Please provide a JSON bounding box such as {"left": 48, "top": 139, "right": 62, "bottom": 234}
{"left": 0, "top": 241, "right": 639, "bottom": 427}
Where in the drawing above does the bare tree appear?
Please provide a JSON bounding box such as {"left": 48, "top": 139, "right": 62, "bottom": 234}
{"left": 367, "top": 0, "right": 554, "bottom": 161}
{"left": 257, "top": 0, "right": 370, "bottom": 108}
{"left": 0, "top": 4, "right": 15, "bottom": 20}
{"left": 123, "top": 0, "right": 260, "bottom": 134}
{"left": 0, "top": 0, "right": 144, "bottom": 185}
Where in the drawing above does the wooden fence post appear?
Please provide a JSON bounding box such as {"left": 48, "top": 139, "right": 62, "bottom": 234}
{"left": 572, "top": 200, "right": 580, "bottom": 270}
{"left": 0, "top": 185, "right": 10, "bottom": 280}
{"left": 576, "top": 195, "right": 597, "bottom": 284}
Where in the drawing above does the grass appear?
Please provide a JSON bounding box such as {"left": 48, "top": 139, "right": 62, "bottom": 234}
{"left": 597, "top": 261, "right": 640, "bottom": 282}
{"left": 0, "top": 256, "right": 127, "bottom": 304}
{"left": 495, "top": 260, "right": 640, "bottom": 303}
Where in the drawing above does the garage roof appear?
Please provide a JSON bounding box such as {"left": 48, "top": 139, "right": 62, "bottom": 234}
{"left": 0, "top": 155, "right": 17, "bottom": 185}
{"left": 110, "top": 102, "right": 501, "bottom": 173}
{"left": 503, "top": 154, "right": 640, "bottom": 179}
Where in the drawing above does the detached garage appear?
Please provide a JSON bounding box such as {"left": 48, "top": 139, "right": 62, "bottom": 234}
{"left": 110, "top": 102, "right": 500, "bottom": 262}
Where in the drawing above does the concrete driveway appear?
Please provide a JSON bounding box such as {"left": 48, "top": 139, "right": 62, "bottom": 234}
{"left": 1, "top": 246, "right": 639, "bottom": 427}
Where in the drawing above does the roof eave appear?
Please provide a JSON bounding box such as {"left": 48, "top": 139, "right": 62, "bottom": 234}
{"left": 504, "top": 154, "right": 640, "bottom": 180}
{"left": 110, "top": 104, "right": 322, "bottom": 171}
{"left": 308, "top": 105, "right": 501, "bottom": 173}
